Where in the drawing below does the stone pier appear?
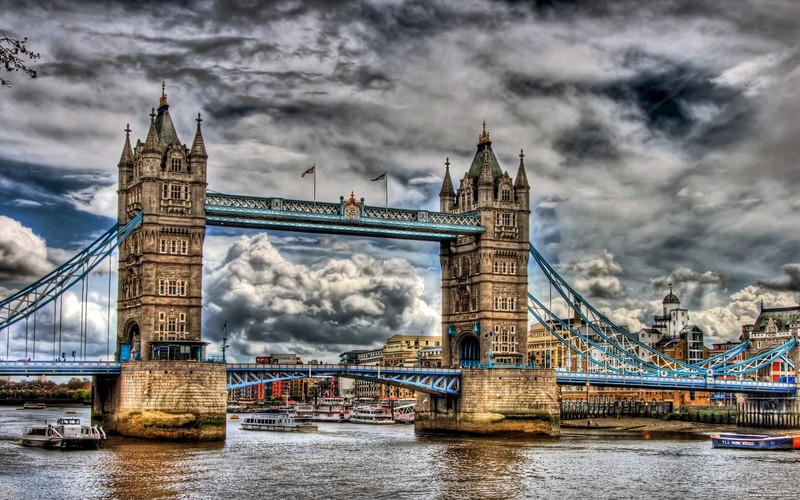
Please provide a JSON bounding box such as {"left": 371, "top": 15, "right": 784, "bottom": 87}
{"left": 415, "top": 368, "right": 560, "bottom": 436}
{"left": 93, "top": 361, "right": 227, "bottom": 441}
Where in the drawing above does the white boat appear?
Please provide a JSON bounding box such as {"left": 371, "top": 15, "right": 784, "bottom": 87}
{"left": 311, "top": 397, "right": 352, "bottom": 422}
{"left": 22, "top": 402, "right": 47, "bottom": 410}
{"left": 240, "top": 412, "right": 318, "bottom": 432}
{"left": 52, "top": 417, "right": 106, "bottom": 449}
{"left": 21, "top": 424, "right": 62, "bottom": 448}
{"left": 393, "top": 404, "right": 415, "bottom": 424}
{"left": 349, "top": 405, "right": 395, "bottom": 424}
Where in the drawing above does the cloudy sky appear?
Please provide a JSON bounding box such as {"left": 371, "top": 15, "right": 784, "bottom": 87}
{"left": 1, "top": 0, "right": 798, "bottom": 363}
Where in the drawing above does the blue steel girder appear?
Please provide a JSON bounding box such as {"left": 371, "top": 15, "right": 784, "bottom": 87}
{"left": 0, "top": 360, "right": 122, "bottom": 376}
{"left": 713, "top": 338, "right": 796, "bottom": 377}
{"left": 226, "top": 364, "right": 461, "bottom": 395}
{"left": 0, "top": 213, "right": 143, "bottom": 330}
{"left": 556, "top": 370, "right": 796, "bottom": 394}
{"left": 205, "top": 193, "right": 484, "bottom": 241}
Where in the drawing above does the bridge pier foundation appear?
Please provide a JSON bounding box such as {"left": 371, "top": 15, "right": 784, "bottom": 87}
{"left": 415, "top": 368, "right": 560, "bottom": 436}
{"left": 93, "top": 361, "right": 227, "bottom": 441}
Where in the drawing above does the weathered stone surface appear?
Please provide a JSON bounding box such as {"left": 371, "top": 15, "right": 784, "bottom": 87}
{"left": 415, "top": 368, "right": 560, "bottom": 436}
{"left": 94, "top": 361, "right": 227, "bottom": 441}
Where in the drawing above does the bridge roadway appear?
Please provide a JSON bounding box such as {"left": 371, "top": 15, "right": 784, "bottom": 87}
{"left": 0, "top": 361, "right": 794, "bottom": 395}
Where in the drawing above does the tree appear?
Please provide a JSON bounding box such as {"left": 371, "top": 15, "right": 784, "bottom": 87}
{"left": 0, "top": 34, "right": 39, "bottom": 87}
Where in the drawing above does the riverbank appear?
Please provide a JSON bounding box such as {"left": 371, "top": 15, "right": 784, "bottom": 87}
{"left": 562, "top": 417, "right": 800, "bottom": 437}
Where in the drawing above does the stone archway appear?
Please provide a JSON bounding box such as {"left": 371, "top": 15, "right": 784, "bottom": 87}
{"left": 459, "top": 334, "right": 480, "bottom": 368}
{"left": 120, "top": 320, "right": 140, "bottom": 361}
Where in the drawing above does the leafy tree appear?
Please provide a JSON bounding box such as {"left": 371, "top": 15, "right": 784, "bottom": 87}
{"left": 0, "top": 34, "right": 39, "bottom": 87}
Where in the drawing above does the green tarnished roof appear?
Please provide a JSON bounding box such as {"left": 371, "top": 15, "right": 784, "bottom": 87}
{"left": 466, "top": 143, "right": 503, "bottom": 179}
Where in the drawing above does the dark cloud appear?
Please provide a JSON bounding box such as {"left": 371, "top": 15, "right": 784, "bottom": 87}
{"left": 552, "top": 117, "right": 619, "bottom": 164}
{"left": 757, "top": 264, "right": 800, "bottom": 292}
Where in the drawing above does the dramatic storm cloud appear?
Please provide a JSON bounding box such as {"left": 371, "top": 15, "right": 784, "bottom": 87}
{"left": 1, "top": 0, "right": 799, "bottom": 360}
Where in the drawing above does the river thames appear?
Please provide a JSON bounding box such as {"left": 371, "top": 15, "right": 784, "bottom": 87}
{"left": 1, "top": 406, "right": 798, "bottom": 499}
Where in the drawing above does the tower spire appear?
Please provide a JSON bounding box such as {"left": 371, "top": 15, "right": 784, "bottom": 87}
{"left": 118, "top": 124, "right": 134, "bottom": 168}
{"left": 160, "top": 81, "right": 167, "bottom": 108}
{"left": 189, "top": 113, "right": 208, "bottom": 159}
{"left": 514, "top": 148, "right": 529, "bottom": 190}
{"left": 143, "top": 108, "right": 161, "bottom": 154}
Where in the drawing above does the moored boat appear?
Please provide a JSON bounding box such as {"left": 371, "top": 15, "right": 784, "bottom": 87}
{"left": 240, "top": 412, "right": 318, "bottom": 432}
{"left": 21, "top": 424, "right": 62, "bottom": 448}
{"left": 22, "top": 402, "right": 47, "bottom": 410}
{"left": 393, "top": 404, "right": 415, "bottom": 424}
{"left": 52, "top": 417, "right": 106, "bottom": 449}
{"left": 350, "top": 405, "right": 394, "bottom": 424}
{"left": 710, "top": 433, "right": 795, "bottom": 451}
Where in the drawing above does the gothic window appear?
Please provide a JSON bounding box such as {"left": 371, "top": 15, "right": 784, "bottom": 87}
{"left": 501, "top": 189, "right": 510, "bottom": 202}
{"left": 171, "top": 185, "right": 182, "bottom": 200}
{"left": 162, "top": 185, "right": 168, "bottom": 199}
{"left": 158, "top": 279, "right": 188, "bottom": 296}
{"left": 171, "top": 158, "right": 182, "bottom": 172}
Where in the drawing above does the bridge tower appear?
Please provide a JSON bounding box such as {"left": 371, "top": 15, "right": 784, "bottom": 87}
{"left": 95, "top": 85, "right": 226, "bottom": 441}
{"left": 439, "top": 124, "right": 530, "bottom": 368}
{"left": 116, "top": 83, "right": 208, "bottom": 362}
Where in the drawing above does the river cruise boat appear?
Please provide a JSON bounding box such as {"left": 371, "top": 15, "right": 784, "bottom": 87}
{"left": 22, "top": 402, "right": 47, "bottom": 410}
{"left": 21, "top": 424, "right": 62, "bottom": 448}
{"left": 710, "top": 433, "right": 795, "bottom": 451}
{"left": 392, "top": 404, "right": 415, "bottom": 424}
{"left": 240, "top": 412, "right": 318, "bottom": 432}
{"left": 350, "top": 405, "right": 395, "bottom": 424}
{"left": 52, "top": 417, "right": 106, "bottom": 449}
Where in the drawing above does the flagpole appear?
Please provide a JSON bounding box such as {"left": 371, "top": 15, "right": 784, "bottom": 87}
{"left": 384, "top": 171, "right": 388, "bottom": 210}
{"left": 313, "top": 163, "right": 316, "bottom": 203}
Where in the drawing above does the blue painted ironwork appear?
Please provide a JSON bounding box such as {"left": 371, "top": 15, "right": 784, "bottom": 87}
{"left": 205, "top": 192, "right": 483, "bottom": 241}
{"left": 0, "top": 213, "right": 143, "bottom": 331}
{"left": 555, "top": 369, "right": 796, "bottom": 394}
{"left": 225, "top": 363, "right": 461, "bottom": 395}
{"left": 0, "top": 360, "right": 122, "bottom": 376}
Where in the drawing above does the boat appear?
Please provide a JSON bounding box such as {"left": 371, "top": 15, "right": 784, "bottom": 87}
{"left": 21, "top": 424, "right": 62, "bottom": 448}
{"left": 349, "top": 405, "right": 395, "bottom": 424}
{"left": 393, "top": 404, "right": 415, "bottom": 424}
{"left": 710, "top": 433, "right": 795, "bottom": 451}
{"left": 22, "top": 402, "right": 47, "bottom": 410}
{"left": 297, "top": 398, "right": 352, "bottom": 422}
{"left": 229, "top": 415, "right": 240, "bottom": 420}
{"left": 51, "top": 417, "right": 106, "bottom": 449}
{"left": 240, "top": 412, "right": 318, "bottom": 432}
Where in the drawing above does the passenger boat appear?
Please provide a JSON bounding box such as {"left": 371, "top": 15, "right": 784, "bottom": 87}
{"left": 349, "top": 405, "right": 395, "bottom": 424}
{"left": 52, "top": 417, "right": 106, "bottom": 449}
{"left": 22, "top": 402, "right": 47, "bottom": 410}
{"left": 21, "top": 424, "right": 62, "bottom": 448}
{"left": 302, "top": 397, "right": 352, "bottom": 422}
{"left": 710, "top": 433, "right": 795, "bottom": 451}
{"left": 240, "top": 412, "right": 318, "bottom": 432}
{"left": 392, "top": 404, "right": 415, "bottom": 424}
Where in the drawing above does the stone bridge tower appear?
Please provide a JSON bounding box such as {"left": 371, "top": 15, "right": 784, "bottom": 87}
{"left": 115, "top": 84, "right": 208, "bottom": 362}
{"left": 439, "top": 124, "right": 530, "bottom": 368}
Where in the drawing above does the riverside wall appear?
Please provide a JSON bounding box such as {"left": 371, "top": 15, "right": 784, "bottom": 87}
{"left": 415, "top": 368, "right": 560, "bottom": 436}
{"left": 93, "top": 361, "right": 227, "bottom": 441}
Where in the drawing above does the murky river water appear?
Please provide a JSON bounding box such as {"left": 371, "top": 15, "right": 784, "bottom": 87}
{"left": 1, "top": 406, "right": 798, "bottom": 499}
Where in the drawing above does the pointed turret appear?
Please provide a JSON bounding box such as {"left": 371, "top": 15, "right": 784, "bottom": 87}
{"left": 514, "top": 149, "right": 529, "bottom": 190}
{"left": 466, "top": 122, "right": 503, "bottom": 180}
{"left": 118, "top": 124, "right": 134, "bottom": 170}
{"left": 154, "top": 82, "right": 181, "bottom": 153}
{"left": 439, "top": 157, "right": 456, "bottom": 212}
{"left": 189, "top": 113, "right": 208, "bottom": 160}
{"left": 143, "top": 108, "right": 161, "bottom": 155}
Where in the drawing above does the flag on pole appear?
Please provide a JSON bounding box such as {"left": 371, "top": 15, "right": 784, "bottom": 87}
{"left": 301, "top": 165, "right": 316, "bottom": 178}
{"left": 221, "top": 321, "right": 227, "bottom": 330}
{"left": 371, "top": 171, "right": 386, "bottom": 181}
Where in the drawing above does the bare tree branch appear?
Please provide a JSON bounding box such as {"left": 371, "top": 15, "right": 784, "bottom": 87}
{"left": 0, "top": 33, "right": 40, "bottom": 88}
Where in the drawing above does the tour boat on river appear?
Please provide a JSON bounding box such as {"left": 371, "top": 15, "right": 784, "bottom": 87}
{"left": 22, "top": 417, "right": 105, "bottom": 450}
{"left": 392, "top": 404, "right": 415, "bottom": 424}
{"left": 295, "top": 398, "right": 352, "bottom": 422}
{"left": 349, "top": 405, "right": 394, "bottom": 424}
{"left": 710, "top": 433, "right": 795, "bottom": 451}
{"left": 240, "top": 412, "right": 318, "bottom": 432}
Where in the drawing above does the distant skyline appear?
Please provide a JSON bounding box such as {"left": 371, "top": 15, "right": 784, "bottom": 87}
{"left": 0, "top": 0, "right": 799, "bottom": 362}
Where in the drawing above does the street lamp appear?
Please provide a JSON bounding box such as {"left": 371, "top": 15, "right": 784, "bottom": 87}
{"left": 585, "top": 381, "right": 590, "bottom": 417}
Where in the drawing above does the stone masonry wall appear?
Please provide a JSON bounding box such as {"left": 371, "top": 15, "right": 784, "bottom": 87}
{"left": 95, "top": 361, "right": 227, "bottom": 441}
{"left": 415, "top": 368, "right": 560, "bottom": 436}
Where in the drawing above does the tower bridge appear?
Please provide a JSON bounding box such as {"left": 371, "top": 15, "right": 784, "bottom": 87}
{"left": 1, "top": 87, "right": 798, "bottom": 440}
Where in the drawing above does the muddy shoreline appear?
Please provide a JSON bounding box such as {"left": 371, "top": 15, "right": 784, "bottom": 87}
{"left": 561, "top": 417, "right": 800, "bottom": 437}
